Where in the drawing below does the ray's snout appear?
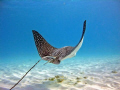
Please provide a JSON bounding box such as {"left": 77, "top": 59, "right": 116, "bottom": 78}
{"left": 52, "top": 60, "right": 60, "bottom": 64}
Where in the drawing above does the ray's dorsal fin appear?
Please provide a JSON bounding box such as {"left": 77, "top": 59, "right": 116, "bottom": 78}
{"left": 32, "top": 30, "right": 56, "bottom": 57}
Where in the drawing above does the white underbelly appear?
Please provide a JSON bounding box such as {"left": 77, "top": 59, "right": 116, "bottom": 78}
{"left": 61, "top": 38, "right": 83, "bottom": 61}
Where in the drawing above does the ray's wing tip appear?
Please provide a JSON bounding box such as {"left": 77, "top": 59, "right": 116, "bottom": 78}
{"left": 84, "top": 20, "right": 86, "bottom": 25}
{"left": 32, "top": 30, "right": 37, "bottom": 33}
{"left": 83, "top": 20, "right": 86, "bottom": 30}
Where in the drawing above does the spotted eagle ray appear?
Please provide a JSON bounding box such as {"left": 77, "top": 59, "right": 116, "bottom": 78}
{"left": 32, "top": 20, "right": 86, "bottom": 64}
{"left": 10, "top": 20, "right": 86, "bottom": 90}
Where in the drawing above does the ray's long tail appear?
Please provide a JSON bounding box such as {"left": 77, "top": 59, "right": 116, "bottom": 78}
{"left": 10, "top": 59, "right": 41, "bottom": 90}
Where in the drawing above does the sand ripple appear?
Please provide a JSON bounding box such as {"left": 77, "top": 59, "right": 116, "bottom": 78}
{"left": 0, "top": 56, "right": 120, "bottom": 90}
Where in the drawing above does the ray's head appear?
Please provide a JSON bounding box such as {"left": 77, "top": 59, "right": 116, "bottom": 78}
{"left": 52, "top": 59, "right": 60, "bottom": 64}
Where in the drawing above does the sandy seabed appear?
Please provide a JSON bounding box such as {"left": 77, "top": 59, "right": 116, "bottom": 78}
{"left": 0, "top": 55, "right": 120, "bottom": 90}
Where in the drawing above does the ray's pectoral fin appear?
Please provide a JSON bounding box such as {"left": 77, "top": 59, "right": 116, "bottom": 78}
{"left": 32, "top": 30, "right": 56, "bottom": 58}
{"left": 72, "top": 20, "right": 86, "bottom": 54}
{"left": 62, "top": 20, "right": 86, "bottom": 60}
{"left": 76, "top": 20, "right": 86, "bottom": 48}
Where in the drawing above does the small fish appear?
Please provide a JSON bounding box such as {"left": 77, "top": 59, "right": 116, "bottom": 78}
{"left": 32, "top": 20, "right": 86, "bottom": 64}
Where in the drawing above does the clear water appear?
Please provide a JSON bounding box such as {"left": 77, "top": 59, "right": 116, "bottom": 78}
{"left": 0, "top": 1, "right": 120, "bottom": 90}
